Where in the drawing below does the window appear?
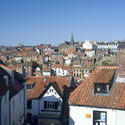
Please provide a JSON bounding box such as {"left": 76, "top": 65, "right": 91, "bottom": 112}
{"left": 93, "top": 111, "right": 107, "bottom": 125}
{"left": 51, "top": 89, "right": 53, "bottom": 92}
{"left": 27, "top": 100, "right": 32, "bottom": 109}
{"left": 94, "top": 84, "right": 109, "bottom": 94}
{"left": 44, "top": 101, "right": 59, "bottom": 110}
{"left": 50, "top": 89, "right": 53, "bottom": 92}
{"left": 26, "top": 84, "right": 35, "bottom": 90}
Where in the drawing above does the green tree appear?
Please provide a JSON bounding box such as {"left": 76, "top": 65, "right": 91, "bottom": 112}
{"left": 32, "top": 61, "right": 39, "bottom": 69}
{"left": 102, "top": 60, "right": 111, "bottom": 66}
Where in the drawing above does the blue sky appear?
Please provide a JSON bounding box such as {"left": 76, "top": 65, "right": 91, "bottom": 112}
{"left": 0, "top": 0, "right": 125, "bottom": 46}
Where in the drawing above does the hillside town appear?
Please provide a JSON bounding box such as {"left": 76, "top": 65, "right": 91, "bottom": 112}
{"left": 1, "top": 34, "right": 125, "bottom": 125}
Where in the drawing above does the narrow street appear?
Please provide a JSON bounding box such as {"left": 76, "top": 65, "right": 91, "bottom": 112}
{"left": 38, "top": 117, "right": 62, "bottom": 125}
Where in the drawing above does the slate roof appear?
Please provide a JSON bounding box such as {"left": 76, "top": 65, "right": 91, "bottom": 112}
{"left": 68, "top": 66, "right": 125, "bottom": 110}
{"left": 25, "top": 76, "right": 70, "bottom": 99}
{"left": 0, "top": 65, "right": 23, "bottom": 99}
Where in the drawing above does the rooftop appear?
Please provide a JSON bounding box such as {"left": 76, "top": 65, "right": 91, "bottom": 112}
{"left": 68, "top": 66, "right": 125, "bottom": 110}
{"left": 26, "top": 76, "right": 70, "bottom": 99}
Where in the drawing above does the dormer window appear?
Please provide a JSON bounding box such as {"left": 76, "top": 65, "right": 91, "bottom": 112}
{"left": 94, "top": 83, "right": 109, "bottom": 94}
{"left": 27, "top": 83, "right": 35, "bottom": 90}
{"left": 94, "top": 69, "right": 116, "bottom": 94}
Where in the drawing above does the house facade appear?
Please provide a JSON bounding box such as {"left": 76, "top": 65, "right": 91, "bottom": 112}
{"left": 69, "top": 106, "right": 125, "bottom": 125}
{"left": 0, "top": 64, "right": 26, "bottom": 125}
{"left": 42, "top": 67, "right": 51, "bottom": 76}
{"left": 52, "top": 64, "right": 69, "bottom": 76}
{"left": 10, "top": 89, "right": 25, "bottom": 125}
{"left": 26, "top": 76, "right": 70, "bottom": 119}
{"left": 108, "top": 42, "right": 118, "bottom": 52}
{"left": 97, "top": 42, "right": 108, "bottom": 50}
{"left": 27, "top": 85, "right": 62, "bottom": 117}
{"left": 83, "top": 40, "right": 97, "bottom": 50}
{"left": 69, "top": 66, "right": 125, "bottom": 125}
{"left": 72, "top": 65, "right": 84, "bottom": 79}
{"left": 0, "top": 82, "right": 9, "bottom": 125}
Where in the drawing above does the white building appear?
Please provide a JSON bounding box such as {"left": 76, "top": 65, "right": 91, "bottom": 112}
{"left": 69, "top": 66, "right": 125, "bottom": 125}
{"left": 97, "top": 41, "right": 118, "bottom": 52}
{"left": 108, "top": 42, "right": 118, "bottom": 52}
{"left": 97, "top": 42, "right": 108, "bottom": 50}
{"left": 26, "top": 76, "right": 70, "bottom": 119}
{"left": 83, "top": 40, "right": 97, "bottom": 50}
{"left": 42, "top": 67, "right": 51, "bottom": 76}
{"left": 69, "top": 106, "right": 125, "bottom": 125}
{"left": 0, "top": 64, "right": 26, "bottom": 125}
{"left": 10, "top": 89, "right": 25, "bottom": 125}
{"left": 0, "top": 81, "right": 9, "bottom": 125}
{"left": 85, "top": 50, "right": 95, "bottom": 57}
{"left": 52, "top": 64, "right": 69, "bottom": 76}
{"left": 65, "top": 58, "right": 72, "bottom": 66}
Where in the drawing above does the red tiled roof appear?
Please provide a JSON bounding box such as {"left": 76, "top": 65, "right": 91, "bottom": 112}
{"left": 0, "top": 64, "right": 14, "bottom": 71}
{"left": 68, "top": 66, "right": 125, "bottom": 110}
{"left": 94, "top": 69, "right": 116, "bottom": 83}
{"left": 62, "top": 66, "right": 68, "bottom": 70}
{"left": 8, "top": 64, "right": 16, "bottom": 70}
{"left": 54, "top": 64, "right": 62, "bottom": 68}
{"left": 42, "top": 67, "right": 51, "bottom": 71}
{"left": 25, "top": 76, "right": 70, "bottom": 99}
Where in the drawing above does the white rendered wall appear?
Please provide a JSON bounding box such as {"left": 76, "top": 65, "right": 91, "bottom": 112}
{"left": 65, "top": 59, "right": 71, "bottom": 65}
{"left": 10, "top": 89, "right": 25, "bottom": 125}
{"left": 83, "top": 41, "right": 93, "bottom": 50}
{"left": 116, "top": 110, "right": 125, "bottom": 125}
{"left": 52, "top": 68, "right": 68, "bottom": 76}
{"left": 43, "top": 71, "right": 51, "bottom": 76}
{"left": 39, "top": 86, "right": 62, "bottom": 115}
{"left": 27, "top": 86, "right": 62, "bottom": 116}
{"left": 85, "top": 50, "right": 95, "bottom": 57}
{"left": 1, "top": 91, "right": 9, "bottom": 125}
{"left": 98, "top": 44, "right": 108, "bottom": 49}
{"left": 69, "top": 106, "right": 123, "bottom": 125}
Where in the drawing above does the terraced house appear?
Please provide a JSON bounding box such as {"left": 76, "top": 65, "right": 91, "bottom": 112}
{"left": 0, "top": 64, "right": 26, "bottom": 125}
{"left": 25, "top": 76, "right": 72, "bottom": 123}
{"left": 69, "top": 66, "right": 125, "bottom": 125}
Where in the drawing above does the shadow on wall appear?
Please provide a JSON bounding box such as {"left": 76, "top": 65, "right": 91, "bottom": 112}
{"left": 69, "top": 116, "right": 75, "bottom": 125}
{"left": 61, "top": 85, "right": 76, "bottom": 125}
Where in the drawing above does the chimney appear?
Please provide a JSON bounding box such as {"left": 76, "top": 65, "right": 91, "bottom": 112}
{"left": 10, "top": 70, "right": 15, "bottom": 83}
{"left": 43, "top": 77, "right": 46, "bottom": 82}
{"left": 4, "top": 75, "right": 9, "bottom": 86}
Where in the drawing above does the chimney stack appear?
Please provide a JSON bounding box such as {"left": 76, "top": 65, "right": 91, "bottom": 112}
{"left": 4, "top": 75, "right": 9, "bottom": 86}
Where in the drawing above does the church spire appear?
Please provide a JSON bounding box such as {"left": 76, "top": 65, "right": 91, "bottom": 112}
{"left": 70, "top": 33, "right": 74, "bottom": 46}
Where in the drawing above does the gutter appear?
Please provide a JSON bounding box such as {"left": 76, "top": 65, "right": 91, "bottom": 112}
{"left": 69, "top": 104, "right": 125, "bottom": 111}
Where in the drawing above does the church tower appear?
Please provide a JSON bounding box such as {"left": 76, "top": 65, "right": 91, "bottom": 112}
{"left": 70, "top": 33, "right": 74, "bottom": 46}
